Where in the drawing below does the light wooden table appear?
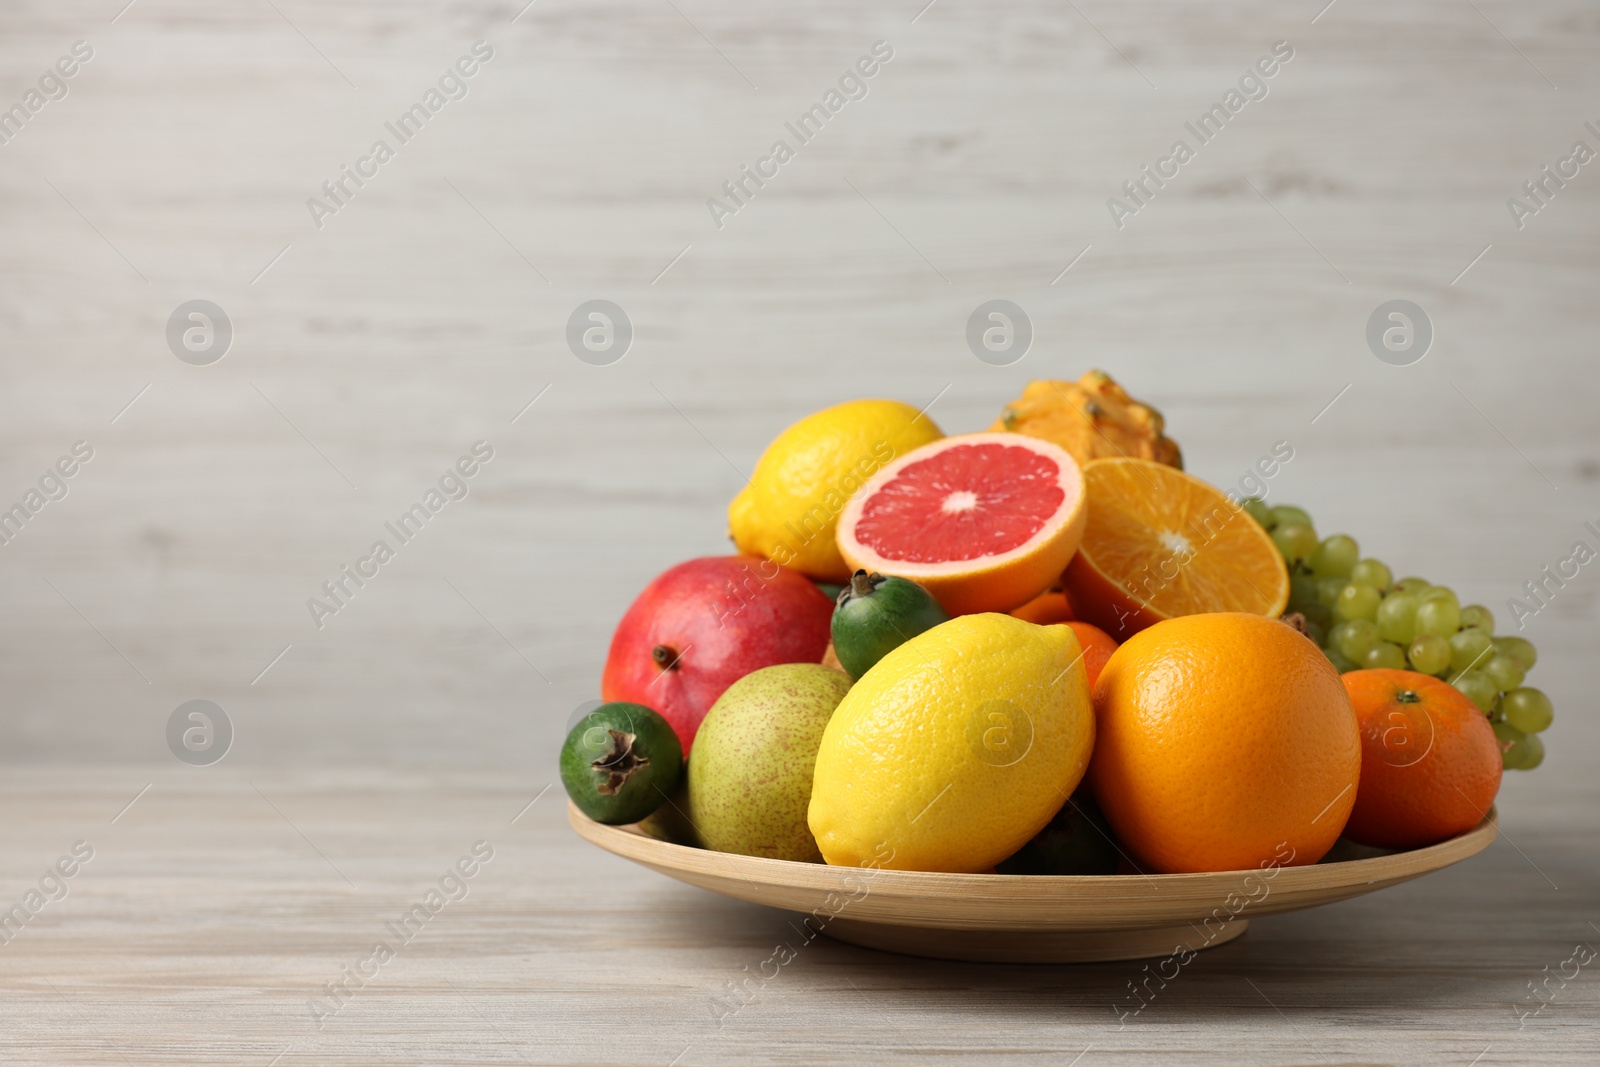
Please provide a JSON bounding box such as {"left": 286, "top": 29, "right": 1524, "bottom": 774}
{"left": 1, "top": 767, "right": 1595, "bottom": 1065}
{"left": 1, "top": 0, "right": 1597, "bottom": 1062}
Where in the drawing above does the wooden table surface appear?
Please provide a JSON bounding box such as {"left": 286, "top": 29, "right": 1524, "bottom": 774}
{"left": 1, "top": 0, "right": 1597, "bottom": 1063}
{"left": 2, "top": 768, "right": 1596, "bottom": 1066}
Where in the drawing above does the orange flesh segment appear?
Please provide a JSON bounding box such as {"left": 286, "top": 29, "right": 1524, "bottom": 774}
{"left": 1080, "top": 459, "right": 1287, "bottom": 617}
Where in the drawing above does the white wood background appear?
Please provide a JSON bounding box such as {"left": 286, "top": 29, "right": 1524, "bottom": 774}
{"left": 0, "top": 0, "right": 1597, "bottom": 1063}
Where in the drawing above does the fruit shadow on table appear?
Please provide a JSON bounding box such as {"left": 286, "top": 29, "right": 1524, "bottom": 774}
{"left": 653, "top": 833, "right": 1596, "bottom": 1027}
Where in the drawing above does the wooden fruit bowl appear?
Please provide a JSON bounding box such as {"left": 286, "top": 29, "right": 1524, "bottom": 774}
{"left": 569, "top": 801, "right": 1497, "bottom": 963}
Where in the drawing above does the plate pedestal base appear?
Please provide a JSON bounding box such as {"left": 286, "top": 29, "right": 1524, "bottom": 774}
{"left": 821, "top": 916, "right": 1249, "bottom": 964}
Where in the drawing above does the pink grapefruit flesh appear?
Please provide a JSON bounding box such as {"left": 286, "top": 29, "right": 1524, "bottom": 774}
{"left": 836, "top": 433, "right": 1088, "bottom": 616}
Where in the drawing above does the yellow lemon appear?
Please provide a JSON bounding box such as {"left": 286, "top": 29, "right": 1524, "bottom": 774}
{"left": 729, "top": 399, "right": 943, "bottom": 581}
{"left": 808, "top": 613, "right": 1094, "bottom": 872}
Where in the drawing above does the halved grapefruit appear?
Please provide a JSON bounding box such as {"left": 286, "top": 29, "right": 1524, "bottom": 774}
{"left": 835, "top": 433, "right": 1087, "bottom": 616}
{"left": 1062, "top": 457, "right": 1289, "bottom": 640}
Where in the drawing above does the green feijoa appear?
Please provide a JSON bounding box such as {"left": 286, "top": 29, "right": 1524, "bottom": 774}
{"left": 996, "top": 791, "right": 1120, "bottom": 875}
{"left": 830, "top": 570, "right": 950, "bottom": 681}
{"left": 560, "top": 702, "right": 682, "bottom": 825}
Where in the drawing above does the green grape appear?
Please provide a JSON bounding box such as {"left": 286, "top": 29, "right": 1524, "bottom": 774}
{"left": 1288, "top": 573, "right": 1320, "bottom": 610}
{"left": 1349, "top": 559, "right": 1393, "bottom": 590}
{"left": 1335, "top": 618, "right": 1381, "bottom": 661}
{"left": 1334, "top": 583, "right": 1382, "bottom": 622}
{"left": 1316, "top": 577, "right": 1348, "bottom": 608}
{"left": 1273, "top": 523, "right": 1319, "bottom": 564}
{"left": 1303, "top": 618, "right": 1327, "bottom": 647}
{"left": 1269, "top": 504, "right": 1314, "bottom": 530}
{"left": 1391, "top": 576, "right": 1430, "bottom": 595}
{"left": 1363, "top": 641, "right": 1407, "bottom": 670}
{"left": 1308, "top": 535, "right": 1359, "bottom": 579}
{"left": 1453, "top": 668, "right": 1499, "bottom": 713}
{"left": 1492, "top": 720, "right": 1526, "bottom": 769}
{"left": 1459, "top": 604, "right": 1495, "bottom": 631}
{"left": 1376, "top": 592, "right": 1420, "bottom": 645}
{"left": 1418, "top": 586, "right": 1460, "bottom": 611}
{"left": 1242, "top": 497, "right": 1274, "bottom": 528}
{"left": 1502, "top": 687, "right": 1553, "bottom": 734}
{"left": 1413, "top": 598, "right": 1461, "bottom": 638}
{"left": 1325, "top": 646, "right": 1359, "bottom": 673}
{"left": 1299, "top": 602, "right": 1332, "bottom": 630}
{"left": 1484, "top": 653, "right": 1526, "bottom": 692}
{"left": 1448, "top": 628, "right": 1494, "bottom": 675}
{"left": 1328, "top": 619, "right": 1354, "bottom": 651}
{"left": 1407, "top": 633, "right": 1451, "bottom": 675}
{"left": 1492, "top": 635, "right": 1538, "bottom": 670}
{"left": 1516, "top": 732, "right": 1546, "bottom": 769}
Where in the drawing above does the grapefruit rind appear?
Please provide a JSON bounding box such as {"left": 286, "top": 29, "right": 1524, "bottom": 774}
{"left": 836, "top": 433, "right": 1087, "bottom": 616}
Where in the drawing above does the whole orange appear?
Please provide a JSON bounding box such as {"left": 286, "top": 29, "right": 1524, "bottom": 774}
{"left": 1340, "top": 669, "right": 1502, "bottom": 850}
{"left": 1065, "top": 621, "right": 1116, "bottom": 691}
{"left": 1090, "top": 612, "right": 1360, "bottom": 873}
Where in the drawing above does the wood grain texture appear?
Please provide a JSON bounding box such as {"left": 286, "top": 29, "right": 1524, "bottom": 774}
{"left": 0, "top": 0, "right": 1597, "bottom": 1061}
{"left": 0, "top": 770, "right": 1596, "bottom": 1065}
{"left": 570, "top": 801, "right": 1498, "bottom": 938}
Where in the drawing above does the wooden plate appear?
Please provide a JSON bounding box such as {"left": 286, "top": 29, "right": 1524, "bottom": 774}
{"left": 569, "top": 802, "right": 1498, "bottom": 963}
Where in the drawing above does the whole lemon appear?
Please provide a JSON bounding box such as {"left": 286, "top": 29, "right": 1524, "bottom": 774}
{"left": 729, "top": 399, "right": 943, "bottom": 581}
{"left": 808, "top": 614, "right": 1094, "bottom": 872}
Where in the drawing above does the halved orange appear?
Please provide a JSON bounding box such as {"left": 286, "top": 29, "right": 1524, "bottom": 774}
{"left": 1062, "top": 457, "right": 1288, "bottom": 640}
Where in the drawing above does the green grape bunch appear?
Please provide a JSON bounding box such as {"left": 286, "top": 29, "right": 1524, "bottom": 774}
{"left": 1245, "top": 498, "right": 1551, "bottom": 771}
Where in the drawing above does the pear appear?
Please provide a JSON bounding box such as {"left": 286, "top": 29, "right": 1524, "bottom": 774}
{"left": 686, "top": 663, "right": 851, "bottom": 862}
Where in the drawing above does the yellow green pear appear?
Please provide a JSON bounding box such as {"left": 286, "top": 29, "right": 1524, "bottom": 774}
{"left": 687, "top": 663, "right": 852, "bottom": 862}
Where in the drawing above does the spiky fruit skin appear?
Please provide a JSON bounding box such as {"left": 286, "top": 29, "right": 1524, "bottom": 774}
{"left": 601, "top": 556, "right": 832, "bottom": 755}
{"left": 990, "top": 370, "right": 1183, "bottom": 470}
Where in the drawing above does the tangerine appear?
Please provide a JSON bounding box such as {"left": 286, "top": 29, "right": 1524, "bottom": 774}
{"left": 1340, "top": 669, "right": 1502, "bottom": 849}
{"left": 1010, "top": 589, "right": 1076, "bottom": 625}
{"left": 1065, "top": 621, "right": 1116, "bottom": 691}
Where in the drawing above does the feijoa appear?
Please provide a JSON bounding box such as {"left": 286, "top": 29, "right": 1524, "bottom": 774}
{"left": 830, "top": 570, "right": 950, "bottom": 680}
{"left": 996, "top": 791, "right": 1120, "bottom": 875}
{"left": 560, "top": 702, "right": 683, "bottom": 825}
